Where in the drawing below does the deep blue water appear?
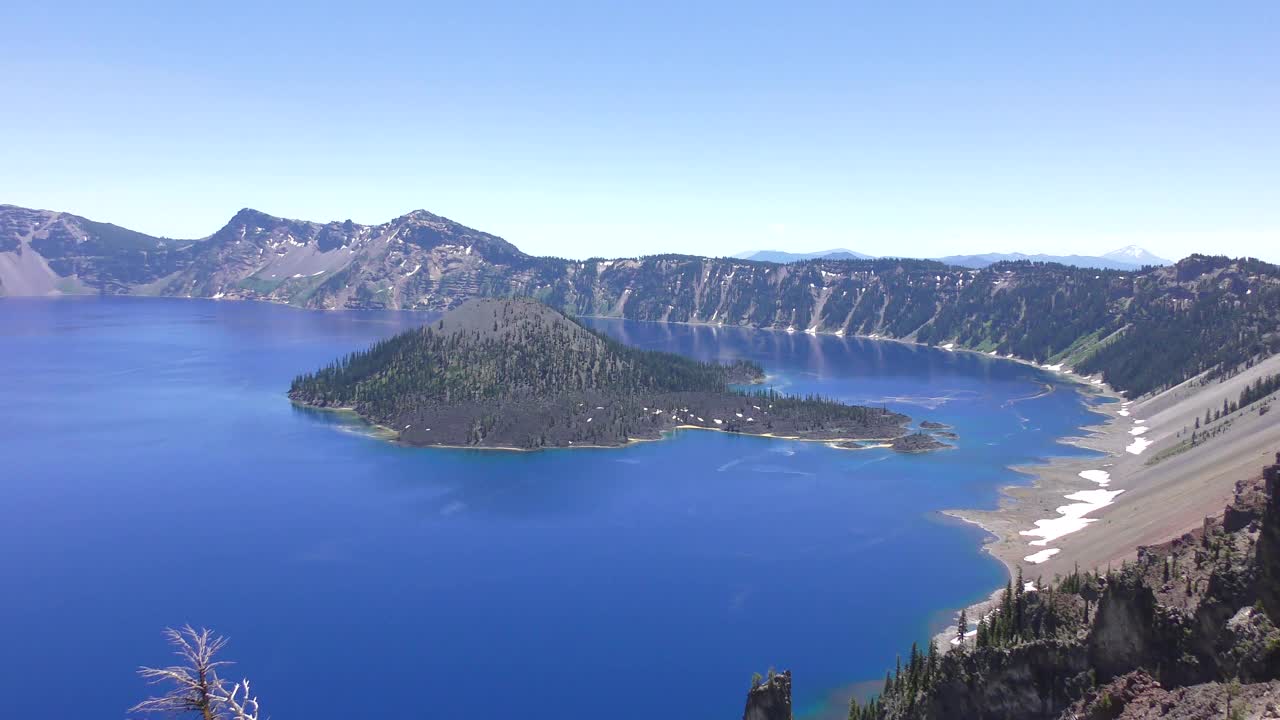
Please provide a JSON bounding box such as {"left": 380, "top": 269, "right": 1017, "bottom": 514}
{"left": 0, "top": 297, "right": 1102, "bottom": 719}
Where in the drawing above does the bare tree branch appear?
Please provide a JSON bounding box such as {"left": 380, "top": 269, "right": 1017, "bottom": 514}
{"left": 215, "top": 680, "right": 261, "bottom": 720}
{"left": 131, "top": 626, "right": 263, "bottom": 720}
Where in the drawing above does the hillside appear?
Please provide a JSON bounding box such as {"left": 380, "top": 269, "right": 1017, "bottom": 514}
{"left": 749, "top": 455, "right": 1280, "bottom": 720}
{"left": 4, "top": 205, "right": 1278, "bottom": 398}
{"left": 288, "top": 299, "right": 910, "bottom": 449}
{"left": 854, "top": 455, "right": 1280, "bottom": 720}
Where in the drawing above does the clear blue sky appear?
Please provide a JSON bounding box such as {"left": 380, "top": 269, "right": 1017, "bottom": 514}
{"left": 2, "top": 1, "right": 1276, "bottom": 261}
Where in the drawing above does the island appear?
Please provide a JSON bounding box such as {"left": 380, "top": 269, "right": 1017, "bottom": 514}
{"left": 289, "top": 298, "right": 917, "bottom": 450}
{"left": 889, "top": 432, "right": 951, "bottom": 453}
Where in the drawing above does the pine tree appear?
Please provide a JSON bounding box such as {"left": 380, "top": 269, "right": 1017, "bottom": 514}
{"left": 908, "top": 642, "right": 920, "bottom": 690}
{"left": 1014, "top": 566, "right": 1026, "bottom": 637}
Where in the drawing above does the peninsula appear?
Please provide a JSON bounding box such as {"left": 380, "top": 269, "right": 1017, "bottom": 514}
{"left": 289, "top": 298, "right": 913, "bottom": 450}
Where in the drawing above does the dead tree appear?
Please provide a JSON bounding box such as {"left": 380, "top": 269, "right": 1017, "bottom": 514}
{"left": 130, "top": 626, "right": 261, "bottom": 720}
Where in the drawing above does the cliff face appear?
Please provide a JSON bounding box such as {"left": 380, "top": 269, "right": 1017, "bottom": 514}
{"left": 839, "top": 453, "right": 1280, "bottom": 720}
{"left": 4, "top": 204, "right": 1280, "bottom": 396}
{"left": 1088, "top": 572, "right": 1197, "bottom": 686}
{"left": 923, "top": 641, "right": 1090, "bottom": 719}
{"left": 743, "top": 671, "right": 792, "bottom": 720}
{"left": 1260, "top": 455, "right": 1280, "bottom": 624}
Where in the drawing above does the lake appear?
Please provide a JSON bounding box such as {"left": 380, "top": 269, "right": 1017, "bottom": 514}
{"left": 0, "top": 297, "right": 1102, "bottom": 719}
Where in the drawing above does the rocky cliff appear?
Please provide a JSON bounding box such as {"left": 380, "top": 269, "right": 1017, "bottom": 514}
{"left": 836, "top": 453, "right": 1280, "bottom": 719}
{"left": 3, "top": 204, "right": 1279, "bottom": 396}
{"left": 743, "top": 670, "right": 792, "bottom": 720}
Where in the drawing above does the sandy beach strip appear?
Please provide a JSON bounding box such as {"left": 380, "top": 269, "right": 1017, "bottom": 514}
{"left": 945, "top": 352, "right": 1280, "bottom": 603}
{"left": 930, "top": 353, "right": 1280, "bottom": 654}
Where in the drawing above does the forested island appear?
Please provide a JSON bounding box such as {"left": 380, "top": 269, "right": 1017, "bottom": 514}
{"left": 289, "top": 299, "right": 912, "bottom": 450}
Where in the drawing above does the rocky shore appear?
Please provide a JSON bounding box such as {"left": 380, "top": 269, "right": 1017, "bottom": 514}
{"left": 751, "top": 452, "right": 1280, "bottom": 719}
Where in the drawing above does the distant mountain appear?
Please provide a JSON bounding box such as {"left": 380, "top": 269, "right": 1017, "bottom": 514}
{"left": 735, "top": 249, "right": 874, "bottom": 263}
{"left": 736, "top": 246, "right": 1170, "bottom": 270}
{"left": 936, "top": 249, "right": 1170, "bottom": 271}
{"left": 1102, "top": 244, "right": 1172, "bottom": 267}
{"left": 0, "top": 204, "right": 530, "bottom": 305}
{"left": 2, "top": 203, "right": 1276, "bottom": 397}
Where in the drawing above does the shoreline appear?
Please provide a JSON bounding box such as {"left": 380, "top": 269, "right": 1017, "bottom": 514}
{"left": 294, "top": 401, "right": 912, "bottom": 453}
{"left": 943, "top": 400, "right": 1120, "bottom": 575}
{"left": 8, "top": 293, "right": 1108, "bottom": 387}
{"left": 36, "top": 294, "right": 1273, "bottom": 708}
{"left": 82, "top": 298, "right": 1123, "bottom": 579}
{"left": 577, "top": 312, "right": 1116, "bottom": 389}
{"left": 928, "top": 379, "right": 1129, "bottom": 647}
{"left": 932, "top": 350, "right": 1280, "bottom": 653}
{"left": 923, "top": 396, "right": 1124, "bottom": 652}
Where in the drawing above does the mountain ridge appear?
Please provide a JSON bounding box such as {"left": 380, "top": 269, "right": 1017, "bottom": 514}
{"left": 735, "top": 246, "right": 1171, "bottom": 270}
{"left": 2, "top": 204, "right": 1277, "bottom": 398}
{"left": 936, "top": 249, "right": 1170, "bottom": 271}
{"left": 735, "top": 248, "right": 875, "bottom": 263}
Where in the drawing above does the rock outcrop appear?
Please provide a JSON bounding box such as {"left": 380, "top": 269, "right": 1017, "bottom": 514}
{"left": 743, "top": 670, "right": 792, "bottom": 720}
{"left": 890, "top": 432, "right": 951, "bottom": 454}
{"left": 1260, "top": 453, "right": 1280, "bottom": 624}
{"left": 837, "top": 452, "right": 1280, "bottom": 719}
{"left": 1066, "top": 672, "right": 1280, "bottom": 720}
{"left": 921, "top": 640, "right": 1091, "bottom": 719}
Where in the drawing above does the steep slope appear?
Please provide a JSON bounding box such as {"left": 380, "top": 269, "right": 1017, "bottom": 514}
{"left": 146, "top": 208, "right": 548, "bottom": 308}
{"left": 289, "top": 298, "right": 909, "bottom": 449}
{"left": 0, "top": 204, "right": 201, "bottom": 294}
{"left": 3, "top": 204, "right": 1278, "bottom": 398}
{"left": 838, "top": 454, "right": 1280, "bottom": 720}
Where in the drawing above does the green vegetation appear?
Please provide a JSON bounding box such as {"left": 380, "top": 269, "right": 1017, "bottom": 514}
{"left": 843, "top": 460, "right": 1280, "bottom": 720}
{"left": 1239, "top": 372, "right": 1280, "bottom": 410}
{"left": 291, "top": 301, "right": 763, "bottom": 409}
{"left": 847, "top": 564, "right": 1094, "bottom": 719}
{"left": 290, "top": 299, "right": 907, "bottom": 449}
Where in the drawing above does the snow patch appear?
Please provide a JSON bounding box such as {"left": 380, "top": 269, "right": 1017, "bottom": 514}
{"left": 1078, "top": 470, "right": 1111, "bottom": 487}
{"left": 1126, "top": 437, "right": 1153, "bottom": 455}
{"left": 1021, "top": 488, "right": 1125, "bottom": 546}
{"left": 1025, "top": 548, "right": 1060, "bottom": 564}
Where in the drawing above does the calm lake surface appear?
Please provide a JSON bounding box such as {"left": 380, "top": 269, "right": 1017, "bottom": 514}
{"left": 0, "top": 297, "right": 1102, "bottom": 719}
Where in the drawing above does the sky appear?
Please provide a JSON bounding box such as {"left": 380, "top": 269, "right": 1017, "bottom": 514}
{"left": 2, "top": 2, "right": 1277, "bottom": 262}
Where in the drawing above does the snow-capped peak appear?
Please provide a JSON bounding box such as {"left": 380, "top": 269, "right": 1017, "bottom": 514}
{"left": 1101, "top": 245, "right": 1171, "bottom": 266}
{"left": 1109, "top": 245, "right": 1146, "bottom": 258}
